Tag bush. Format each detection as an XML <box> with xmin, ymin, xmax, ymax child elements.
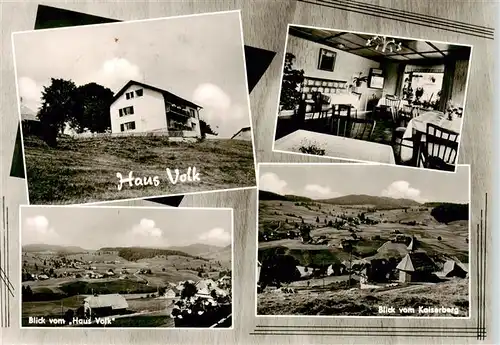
<box><xmin>431</xmin><ymin>203</ymin><xmax>469</xmax><ymax>224</ymax></box>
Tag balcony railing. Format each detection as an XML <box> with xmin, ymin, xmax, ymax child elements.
<box><xmin>166</xmin><ymin>104</ymin><xmax>191</xmax><ymax>118</ymax></box>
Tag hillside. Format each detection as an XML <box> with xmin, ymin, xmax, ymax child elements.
<box><xmin>22</xmin><ymin>244</ymin><xmax>88</xmax><ymax>254</ymax></box>
<box><xmin>24</xmin><ymin>135</ymin><xmax>255</xmax><ymax>204</ymax></box>
<box><xmin>319</xmin><ymin>194</ymin><xmax>421</xmax><ymax>209</ymax></box>
<box><xmin>168</xmin><ymin>243</ymin><xmax>224</xmax><ymax>257</ymax></box>
<box><xmin>199</xmin><ymin>245</ymin><xmax>232</xmax><ymax>266</ymax></box>
<box><xmin>258</xmin><ymin>190</ymin><xmax>420</xmax><ymax>209</ymax></box>
<box><xmin>259</xmin><ymin>190</ymin><xmax>312</xmax><ymax>202</ymax></box>
<box><xmin>98</xmin><ymin>247</ymin><xmax>208</xmax><ymax>262</ymax></box>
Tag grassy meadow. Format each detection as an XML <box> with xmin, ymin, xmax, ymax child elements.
<box><xmin>23</xmin><ymin>135</ymin><xmax>255</xmax><ymax>204</ymax></box>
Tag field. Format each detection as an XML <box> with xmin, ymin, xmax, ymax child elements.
<box><xmin>22</xmin><ymin>245</ymin><xmax>232</xmax><ymax>327</ymax></box>
<box><xmin>258</xmin><ymin>278</ymin><xmax>469</xmax><ymax>317</ymax></box>
<box><xmin>259</xmin><ymin>200</ymin><xmax>469</xmax><ymax>262</ymax></box>
<box><xmin>257</xmin><ymin>197</ymin><xmax>469</xmax><ymax>317</ymax></box>
<box><xmin>23</xmin><ymin>135</ymin><xmax>255</xmax><ymax>204</ymax></box>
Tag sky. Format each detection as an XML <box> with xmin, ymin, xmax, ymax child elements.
<box><xmin>259</xmin><ymin>164</ymin><xmax>470</xmax><ymax>204</ymax></box>
<box><xmin>13</xmin><ymin>11</ymin><xmax>250</xmax><ymax>138</ymax></box>
<box><xmin>21</xmin><ymin>207</ymin><xmax>232</xmax><ymax>250</ymax></box>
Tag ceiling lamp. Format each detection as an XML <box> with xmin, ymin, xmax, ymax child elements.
<box><xmin>366</xmin><ymin>35</ymin><xmax>402</xmax><ymax>53</ymax></box>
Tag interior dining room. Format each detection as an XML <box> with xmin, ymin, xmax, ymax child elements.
<box><xmin>273</xmin><ymin>25</ymin><xmax>472</xmax><ymax>172</ymax></box>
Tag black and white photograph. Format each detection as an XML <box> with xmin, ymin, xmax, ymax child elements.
<box><xmin>273</xmin><ymin>25</ymin><xmax>472</xmax><ymax>172</ymax></box>
<box><xmin>257</xmin><ymin>163</ymin><xmax>470</xmax><ymax>317</ymax></box>
<box><xmin>13</xmin><ymin>10</ymin><xmax>256</xmax><ymax>205</ymax></box>
<box><xmin>20</xmin><ymin>206</ymin><xmax>233</xmax><ymax>328</ymax></box>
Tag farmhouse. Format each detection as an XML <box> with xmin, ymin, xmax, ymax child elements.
<box><xmin>163</xmin><ymin>288</ymin><xmax>179</xmax><ymax>298</ymax></box>
<box><xmin>20</xmin><ymin>101</ymin><xmax>40</xmax><ymax>136</ymax></box>
<box><xmin>296</xmin><ymin>265</ymin><xmax>313</xmax><ymax>279</ymax></box>
<box><xmin>231</xmin><ymin>127</ymin><xmax>252</xmax><ymax>141</ymax></box>
<box><xmin>196</xmin><ymin>279</ymin><xmax>217</xmax><ymax>293</ymax></box>
<box><xmin>436</xmin><ymin>260</ymin><xmax>468</xmax><ymax>279</ymax></box>
<box><xmin>109</xmin><ymin>80</ymin><xmax>202</xmax><ymax>138</ymax></box>
<box><xmin>83</xmin><ymin>294</ymin><xmax>128</xmax><ymax>317</ymax></box>
<box><xmin>396</xmin><ymin>252</ymin><xmax>438</xmax><ymax>283</ymax></box>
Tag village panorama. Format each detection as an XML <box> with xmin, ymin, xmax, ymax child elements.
<box><xmin>21</xmin><ymin>207</ymin><xmax>233</xmax><ymax>328</ymax></box>
<box><xmin>257</xmin><ymin>165</ymin><xmax>470</xmax><ymax>317</ymax></box>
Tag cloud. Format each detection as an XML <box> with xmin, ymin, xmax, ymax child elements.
<box><xmin>131</xmin><ymin>218</ymin><xmax>163</xmax><ymax>237</ymax></box>
<box><xmin>18</xmin><ymin>77</ymin><xmax>43</xmax><ymax>110</ymax></box>
<box><xmin>259</xmin><ymin>172</ymin><xmax>292</xmax><ymax>195</ymax></box>
<box><xmin>198</xmin><ymin>227</ymin><xmax>231</xmax><ymax>246</ymax></box>
<box><xmin>192</xmin><ymin>83</ymin><xmax>249</xmax><ymax>138</ymax></box>
<box><xmin>381</xmin><ymin>181</ymin><xmax>427</xmax><ymax>203</ymax></box>
<box><xmin>192</xmin><ymin>83</ymin><xmax>231</xmax><ymax>110</ymax></box>
<box><xmin>94</xmin><ymin>58</ymin><xmax>142</xmax><ymax>91</ymax></box>
<box><xmin>23</xmin><ymin>215</ymin><xmax>59</xmax><ymax>245</ymax></box>
<box><xmin>303</xmin><ymin>184</ymin><xmax>340</xmax><ymax>199</ymax></box>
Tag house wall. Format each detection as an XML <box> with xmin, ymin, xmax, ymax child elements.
<box><xmin>286</xmin><ymin>35</ymin><xmax>383</xmax><ymax>110</ymax></box>
<box><xmin>110</xmin><ymin>85</ymin><xmax>167</xmax><ymax>134</ymax></box>
<box><xmin>398</xmin><ymin>270</ymin><xmax>411</xmax><ymax>283</ymax></box>
<box><xmin>165</xmin><ymin>102</ymin><xmax>202</xmax><ymax>138</ymax></box>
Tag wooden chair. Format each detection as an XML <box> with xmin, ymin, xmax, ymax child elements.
<box><xmin>328</xmin><ymin>113</ymin><xmax>350</xmax><ymax>137</ymax></box>
<box><xmin>349</xmin><ymin>91</ymin><xmax>362</xmax><ymax>118</ymax></box>
<box><xmin>348</xmin><ymin>118</ymin><xmax>376</xmax><ymax>141</ymax></box>
<box><xmin>398</xmin><ymin>104</ymin><xmax>414</xmax><ymax>128</ymax></box>
<box><xmin>419</xmin><ymin>123</ymin><xmax>459</xmax><ymax>171</ymax></box>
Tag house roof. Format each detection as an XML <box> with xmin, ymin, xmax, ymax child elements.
<box><xmin>442</xmin><ymin>260</ymin><xmax>468</xmax><ymax>275</ymax></box>
<box><xmin>396</xmin><ymin>252</ymin><xmax>437</xmax><ymax>273</ymax></box>
<box><xmin>111</xmin><ymin>80</ymin><xmax>202</xmax><ymax>109</ymax></box>
<box><xmin>20</xmin><ymin>104</ymin><xmax>38</xmax><ymax>122</ymax></box>
<box><xmin>196</xmin><ymin>279</ymin><xmax>217</xmax><ymax>290</ymax></box>
<box><xmin>84</xmin><ymin>294</ymin><xmax>128</xmax><ymax>309</ymax></box>
<box><xmin>166</xmin><ymin>287</ymin><xmax>179</xmax><ymax>294</ymax></box>
<box><xmin>230</xmin><ymin>126</ymin><xmax>251</xmax><ymax>139</ymax></box>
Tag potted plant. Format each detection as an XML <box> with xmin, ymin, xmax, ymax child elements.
<box><xmin>352</xmin><ymin>72</ymin><xmax>368</xmax><ymax>87</ymax></box>
<box><xmin>279</xmin><ymin>53</ymin><xmax>305</xmax><ymax>116</ymax></box>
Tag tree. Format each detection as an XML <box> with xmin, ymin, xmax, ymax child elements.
<box><xmin>38</xmin><ymin>78</ymin><xmax>79</xmax><ymax>146</ymax></box>
<box><xmin>280</xmin><ymin>53</ymin><xmax>305</xmax><ymax>111</ymax></box>
<box><xmin>158</xmin><ymin>286</ymin><xmax>166</xmax><ymax>296</ymax></box>
<box><xmin>260</xmin><ymin>253</ymin><xmax>300</xmax><ymax>287</ymax></box>
<box><xmin>316</xmin><ymin>216</ymin><xmax>319</xmax><ymax>223</ymax></box>
<box><xmin>431</xmin><ymin>203</ymin><xmax>469</xmax><ymax>224</ymax></box>
<box><xmin>64</xmin><ymin>309</ymin><xmax>75</xmax><ymax>324</ymax></box>
<box><xmin>70</xmin><ymin>82</ymin><xmax>114</xmax><ymax>133</ymax></box>
<box><xmin>437</xmin><ymin>236</ymin><xmax>442</xmax><ymax>241</ymax></box>
<box><xmin>199</xmin><ymin>119</ymin><xmax>218</xmax><ymax>139</ymax></box>
<box><xmin>299</xmin><ymin>224</ymin><xmax>312</xmax><ymax>243</ymax></box>
<box><xmin>162</xmin><ymin>268</ymin><xmax>166</xmax><ymax>272</ymax></box>
<box><xmin>23</xmin><ymin>285</ymin><xmax>33</xmax><ymax>301</ymax></box>
<box><xmin>181</xmin><ymin>282</ymin><xmax>197</xmax><ymax>299</ymax></box>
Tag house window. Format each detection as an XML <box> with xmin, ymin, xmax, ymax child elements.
<box><xmin>119</xmin><ymin>106</ymin><xmax>134</xmax><ymax>117</ymax></box>
<box><xmin>135</xmin><ymin>89</ymin><xmax>143</xmax><ymax>97</ymax></box>
<box><xmin>125</xmin><ymin>92</ymin><xmax>135</xmax><ymax>100</ymax></box>
<box><xmin>189</xmin><ymin>109</ymin><xmax>196</xmax><ymax>118</ymax></box>
<box><xmin>120</xmin><ymin>121</ymin><xmax>136</xmax><ymax>132</ymax></box>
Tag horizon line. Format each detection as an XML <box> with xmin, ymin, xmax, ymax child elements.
<box><xmin>258</xmin><ymin>188</ymin><xmax>470</xmax><ymax>204</ymax></box>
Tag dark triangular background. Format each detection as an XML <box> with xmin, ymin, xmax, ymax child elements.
<box><xmin>11</xmin><ymin>5</ymin><xmax>275</xmax><ymax>206</ymax></box>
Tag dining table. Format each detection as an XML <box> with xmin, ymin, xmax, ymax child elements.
<box><xmin>274</xmin><ymin>129</ymin><xmax>396</xmax><ymax>164</ymax></box>
<box><xmin>399</xmin><ymin>111</ymin><xmax>462</xmax><ymax>163</ymax></box>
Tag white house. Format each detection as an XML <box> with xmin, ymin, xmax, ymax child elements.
<box><xmin>230</xmin><ymin>126</ymin><xmax>252</xmax><ymax>141</ymax></box>
<box><xmin>109</xmin><ymin>80</ymin><xmax>203</xmax><ymax>138</ymax></box>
